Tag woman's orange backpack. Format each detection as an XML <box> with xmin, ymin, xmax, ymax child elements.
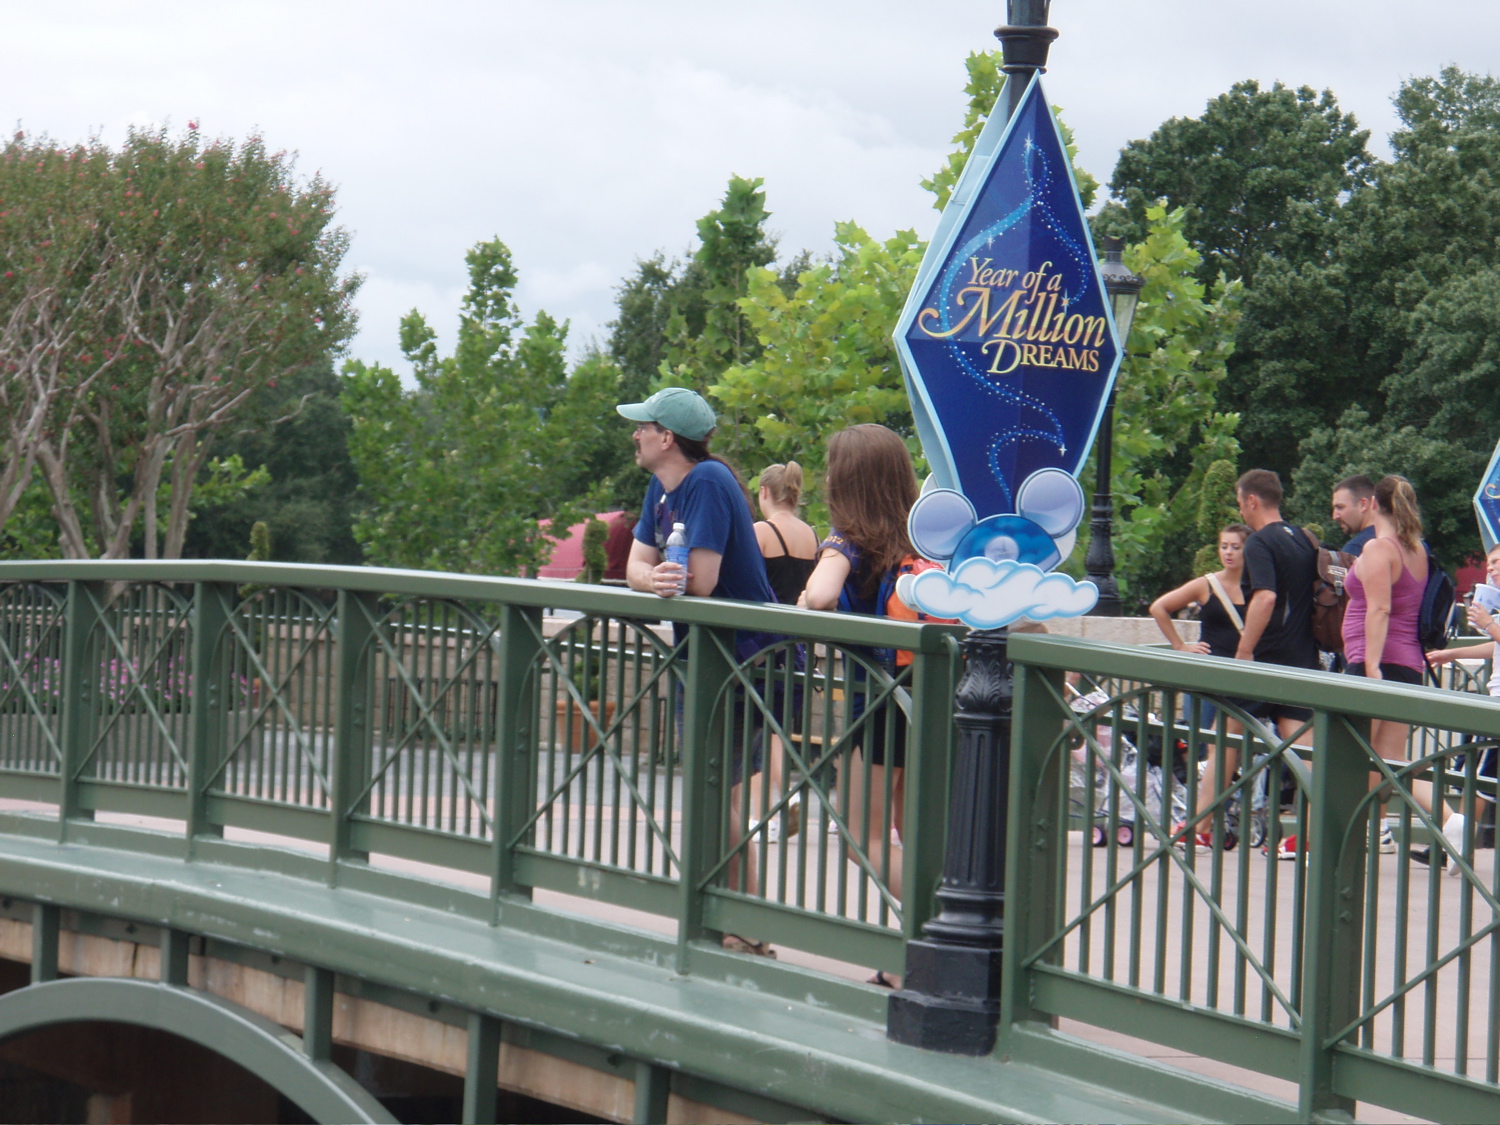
<box><xmin>879</xmin><ymin>556</ymin><xmax>959</xmax><ymax>666</ymax></box>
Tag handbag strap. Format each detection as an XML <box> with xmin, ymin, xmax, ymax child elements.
<box><xmin>1207</xmin><ymin>573</ymin><xmax>1245</xmax><ymax>634</ymax></box>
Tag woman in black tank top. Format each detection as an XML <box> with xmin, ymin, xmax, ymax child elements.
<box><xmin>761</xmin><ymin>521</ymin><xmax>817</xmax><ymax>607</ymax></box>
<box><xmin>1148</xmin><ymin>524</ymin><xmax>1251</xmax><ymax>847</ymax></box>
<box><xmin>754</xmin><ymin>462</ymin><xmax>818</xmax><ymax>605</ymax></box>
<box><xmin>1148</xmin><ymin>524</ymin><xmax>1249</xmax><ymax>659</ymax></box>
<box><xmin>751</xmin><ymin>462</ymin><xmax>819</xmax><ymax>848</ymax></box>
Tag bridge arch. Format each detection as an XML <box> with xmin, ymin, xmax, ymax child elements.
<box><xmin>0</xmin><ymin>977</ymin><xmax>396</xmax><ymax>1124</ymax></box>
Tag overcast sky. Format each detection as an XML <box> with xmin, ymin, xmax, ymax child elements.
<box><xmin>6</xmin><ymin>1</ymin><xmax>1498</xmax><ymax>373</ymax></box>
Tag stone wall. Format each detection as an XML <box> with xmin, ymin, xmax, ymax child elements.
<box><xmin>1041</xmin><ymin>615</ymin><xmax>1197</xmax><ymax>647</ymax></box>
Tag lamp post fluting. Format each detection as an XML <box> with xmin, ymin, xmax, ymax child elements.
<box><xmin>1083</xmin><ymin>237</ymin><xmax>1144</xmax><ymax>617</ymax></box>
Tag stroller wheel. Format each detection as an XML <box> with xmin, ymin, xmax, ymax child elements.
<box><xmin>1116</xmin><ymin>823</ymin><xmax>1135</xmax><ymax>847</ymax></box>
<box><xmin>1091</xmin><ymin>824</ymin><xmax>1108</xmax><ymax>848</ymax></box>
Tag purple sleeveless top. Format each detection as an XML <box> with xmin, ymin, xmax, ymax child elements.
<box><xmin>1343</xmin><ymin>555</ymin><xmax>1425</xmax><ymax>671</ymax></box>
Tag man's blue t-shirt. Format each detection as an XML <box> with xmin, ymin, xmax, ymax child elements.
<box><xmin>1342</xmin><ymin>525</ymin><xmax>1376</xmax><ymax>557</ymax></box>
<box><xmin>633</xmin><ymin>459</ymin><xmax>776</xmax><ymax>655</ymax></box>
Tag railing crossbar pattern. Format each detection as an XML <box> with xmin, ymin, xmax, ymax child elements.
<box><xmin>1009</xmin><ymin>632</ymin><xmax>1500</xmax><ymax>1123</ymax></box>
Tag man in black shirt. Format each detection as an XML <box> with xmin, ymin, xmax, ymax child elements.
<box><xmin>1183</xmin><ymin>469</ymin><xmax>1318</xmax><ymax>849</ymax></box>
<box><xmin>1235</xmin><ymin>469</ymin><xmax>1319</xmax><ymax>732</ymax></box>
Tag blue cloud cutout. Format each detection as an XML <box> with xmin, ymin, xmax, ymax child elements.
<box><xmin>899</xmin><ymin>557</ymin><xmax>1098</xmax><ymax>630</ymax></box>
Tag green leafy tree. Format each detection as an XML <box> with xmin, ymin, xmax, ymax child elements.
<box><xmin>924</xmin><ymin>51</ymin><xmax>1098</xmax><ymax>213</ymax></box>
<box><xmin>709</xmin><ymin>223</ymin><xmax>926</xmax><ymax>522</ymax></box>
<box><xmin>1081</xmin><ymin>206</ymin><xmax>1242</xmax><ymax>607</ymax></box>
<box><xmin>341</xmin><ymin>239</ymin><xmax>614</xmax><ymax>575</ymax></box>
<box><xmin>0</xmin><ymin>125</ymin><xmax>359</xmax><ymax>558</ymax></box>
<box><xmin>1191</xmin><ymin>459</ymin><xmax>1242</xmax><ymax>575</ymax></box>
<box><xmin>607</xmin><ymin>253</ymin><xmax>681</xmax><ymax>406</ymax></box>
<box><xmin>1280</xmin><ymin>68</ymin><xmax>1500</xmax><ymax>563</ymax></box>
<box><xmin>1093</xmin><ymin>81</ymin><xmax>1372</xmax><ymax>479</ymax></box>
<box><xmin>577</xmin><ymin>517</ymin><xmax>608</xmax><ymax>584</ymax></box>
<box><xmin>1100</xmin><ymin>80</ymin><xmax>1371</xmax><ymax>289</ymax></box>
<box><xmin>0</xmin><ymin>469</ymin><xmax>62</xmax><ymax>560</ymax></box>
<box><xmin>182</xmin><ymin>362</ymin><xmax>364</xmax><ymax>565</ymax></box>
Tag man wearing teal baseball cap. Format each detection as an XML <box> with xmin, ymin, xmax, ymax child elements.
<box><xmin>617</xmin><ymin>387</ymin><xmax>773</xmax><ymax>608</ymax></box>
<box><xmin>617</xmin><ymin>388</ymin><xmax>778</xmax><ymax>949</ymax></box>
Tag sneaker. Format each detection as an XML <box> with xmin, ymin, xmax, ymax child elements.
<box><xmin>1409</xmin><ymin>846</ymin><xmax>1447</xmax><ymax>868</ymax></box>
<box><xmin>1378</xmin><ymin>824</ymin><xmax>1396</xmax><ymax>854</ymax></box>
<box><xmin>1266</xmin><ymin>835</ymin><xmax>1301</xmax><ymax>860</ymax></box>
<box><xmin>766</xmin><ymin>816</ymin><xmax>780</xmax><ymax>844</ymax></box>
<box><xmin>1172</xmin><ymin>823</ymin><xmax>1235</xmax><ymax>853</ymax></box>
<box><xmin>1172</xmin><ymin>823</ymin><xmax>1205</xmax><ymax>852</ymax></box>
<box><xmin>784</xmin><ymin>794</ymin><xmax>802</xmax><ymax>839</ymax></box>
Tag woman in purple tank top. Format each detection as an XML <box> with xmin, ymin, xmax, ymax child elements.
<box><xmin>1342</xmin><ymin>475</ymin><xmax>1428</xmax><ymax>761</ymax></box>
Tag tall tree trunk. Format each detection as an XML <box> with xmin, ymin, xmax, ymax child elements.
<box><xmin>32</xmin><ymin>440</ymin><xmax>92</xmax><ymax>560</ymax></box>
<box><xmin>162</xmin><ymin>432</ymin><xmax>206</xmax><ymax>559</ymax></box>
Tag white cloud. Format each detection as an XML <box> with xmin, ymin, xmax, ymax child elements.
<box><xmin>904</xmin><ymin>558</ymin><xmax>1097</xmax><ymax>630</ymax></box>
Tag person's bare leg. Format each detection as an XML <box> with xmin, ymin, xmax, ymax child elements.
<box><xmin>750</xmin><ymin>734</ymin><xmax>787</xmax><ymax>823</ymax></box>
<box><xmin>843</xmin><ymin>753</ymin><xmax>904</xmax><ymax>903</ymax></box>
<box><xmin>1405</xmin><ymin>778</ymin><xmax>1451</xmax><ymax>827</ymax></box>
<box><xmin>845</xmin><ymin>754</ymin><xmax>905</xmax><ymax>987</ymax></box>
<box><xmin>726</xmin><ymin>784</ymin><xmax>759</xmax><ymax>897</ymax></box>
<box><xmin>1191</xmin><ymin>719</ymin><xmax>1242</xmax><ymax>834</ymax></box>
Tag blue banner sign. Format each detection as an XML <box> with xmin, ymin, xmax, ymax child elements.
<box><xmin>1475</xmin><ymin>436</ymin><xmax>1500</xmax><ymax>550</ymax></box>
<box><xmin>894</xmin><ymin>75</ymin><xmax>1120</xmax><ymax>629</ymax></box>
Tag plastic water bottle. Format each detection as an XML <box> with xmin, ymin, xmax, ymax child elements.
<box><xmin>664</xmin><ymin>522</ymin><xmax>689</xmax><ymax>595</ymax></box>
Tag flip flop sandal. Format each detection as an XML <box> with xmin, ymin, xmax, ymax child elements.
<box><xmin>866</xmin><ymin>971</ymin><xmax>897</xmax><ymax>988</ymax></box>
<box><xmin>723</xmin><ymin>934</ymin><xmax>777</xmax><ymax>958</ymax></box>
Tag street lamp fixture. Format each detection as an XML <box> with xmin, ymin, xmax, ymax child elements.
<box><xmin>1084</xmin><ymin>236</ymin><xmax>1145</xmax><ymax>616</ymax></box>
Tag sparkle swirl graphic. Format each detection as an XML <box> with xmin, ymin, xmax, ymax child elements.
<box><xmin>926</xmin><ymin>133</ymin><xmax>1095</xmax><ymax>509</ymax></box>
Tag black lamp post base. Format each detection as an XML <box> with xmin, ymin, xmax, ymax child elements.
<box><xmin>886</xmin><ymin>940</ymin><xmax>1001</xmax><ymax>1054</ymax></box>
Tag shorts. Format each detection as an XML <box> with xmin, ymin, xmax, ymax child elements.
<box><xmin>849</xmin><ymin>693</ymin><xmax>908</xmax><ymax>770</ymax></box>
<box><xmin>1225</xmin><ymin>698</ymin><xmax>1313</xmax><ymax>726</ymax></box>
<box><xmin>675</xmin><ymin>675</ymin><xmax>801</xmax><ymax>788</ymax></box>
<box><xmin>1344</xmin><ymin>662</ymin><xmax>1424</xmax><ymax>686</ymax></box>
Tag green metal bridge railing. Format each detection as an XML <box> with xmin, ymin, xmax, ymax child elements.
<box><xmin>1006</xmin><ymin>632</ymin><xmax>1500</xmax><ymax>1123</ymax></box>
<box><xmin>6</xmin><ymin>561</ymin><xmax>1500</xmax><ymax>1121</ymax></box>
<box><xmin>0</xmin><ymin>560</ymin><xmax>961</xmax><ymax>979</ymax></box>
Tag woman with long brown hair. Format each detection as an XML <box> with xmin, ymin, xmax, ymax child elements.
<box><xmin>803</xmin><ymin>425</ymin><xmax>920</xmax><ymax>985</ymax></box>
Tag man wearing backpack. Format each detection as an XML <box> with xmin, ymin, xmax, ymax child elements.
<box><xmin>1182</xmin><ymin>471</ymin><xmax>1320</xmax><ymax>853</ymax></box>
<box><xmin>1234</xmin><ymin>470</ymin><xmax>1321</xmax><ymax>705</ymax></box>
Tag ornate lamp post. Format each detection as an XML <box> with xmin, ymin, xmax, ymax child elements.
<box><xmin>1082</xmin><ymin>237</ymin><xmax>1144</xmax><ymax>616</ymax></box>
<box><xmin>884</xmin><ymin>0</ymin><xmax>1061</xmax><ymax>1056</ymax></box>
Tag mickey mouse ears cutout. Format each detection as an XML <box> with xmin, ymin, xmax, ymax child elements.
<box><xmin>911</xmin><ymin>469</ymin><xmax>1083</xmax><ymax>562</ymax></box>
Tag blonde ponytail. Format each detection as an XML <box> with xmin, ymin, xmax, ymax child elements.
<box><xmin>760</xmin><ymin>461</ymin><xmax>804</xmax><ymax>511</ymax></box>
<box><xmin>1375</xmin><ymin>474</ymin><xmax>1423</xmax><ymax>553</ymax></box>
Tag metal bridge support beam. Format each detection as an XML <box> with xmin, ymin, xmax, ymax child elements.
<box><xmin>633</xmin><ymin>1061</ymin><xmax>671</xmax><ymax>1124</ymax></box>
<box><xmin>0</xmin><ymin>977</ymin><xmax>396</xmax><ymax>1124</ymax></box>
<box><xmin>676</xmin><ymin>623</ymin><xmax>737</xmax><ymax>973</ymax></box>
<box><xmin>462</xmin><ymin>1012</ymin><xmax>501</xmax><ymax>1125</ymax></box>
<box><xmin>159</xmin><ymin>928</ymin><xmax>191</xmax><ymax>986</ymax></box>
<box><xmin>30</xmin><ymin>904</ymin><xmax>58</xmax><ymax>984</ymax></box>
<box><xmin>303</xmin><ymin>965</ymin><xmax>335</xmax><ymax>1062</ymax></box>
<box><xmin>492</xmin><ymin>603</ymin><xmax>544</xmax><ymax>904</ymax></box>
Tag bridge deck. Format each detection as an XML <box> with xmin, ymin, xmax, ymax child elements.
<box><xmin>0</xmin><ymin>811</ymin><xmax>1295</xmax><ymax>1124</ymax></box>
